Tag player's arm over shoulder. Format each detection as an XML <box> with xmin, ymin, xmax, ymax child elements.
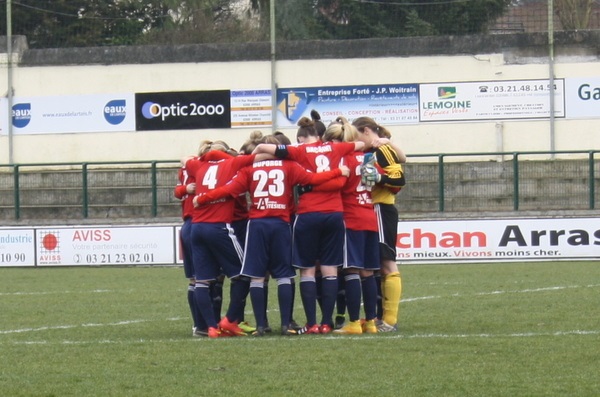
<box><xmin>375</xmin><ymin>146</ymin><xmax>406</xmax><ymax>188</ymax></box>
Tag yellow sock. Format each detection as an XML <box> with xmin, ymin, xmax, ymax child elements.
<box><xmin>379</xmin><ymin>274</ymin><xmax>386</xmax><ymax>312</ymax></box>
<box><xmin>382</xmin><ymin>272</ymin><xmax>402</xmax><ymax>326</ymax></box>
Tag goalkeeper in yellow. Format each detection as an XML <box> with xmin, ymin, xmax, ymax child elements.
<box><xmin>353</xmin><ymin>116</ymin><xmax>407</xmax><ymax>332</ymax></box>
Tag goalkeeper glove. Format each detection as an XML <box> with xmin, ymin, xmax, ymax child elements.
<box><xmin>361</xmin><ymin>152</ymin><xmax>381</xmax><ymax>187</ymax></box>
<box><xmin>364</xmin><ymin>171</ymin><xmax>381</xmax><ymax>187</ymax></box>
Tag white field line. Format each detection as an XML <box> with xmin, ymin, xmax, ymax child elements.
<box><xmin>0</xmin><ymin>319</ymin><xmax>153</xmax><ymax>335</ymax></box>
<box><xmin>0</xmin><ymin>289</ymin><xmax>112</xmax><ymax>296</ymax></box>
<box><xmin>2</xmin><ymin>283</ymin><xmax>599</xmax><ymax>341</ymax></box>
<box><xmin>402</xmin><ymin>283</ymin><xmax>600</xmax><ymax>303</ymax></box>
<box><xmin>5</xmin><ymin>329</ymin><xmax>600</xmax><ymax>345</ymax></box>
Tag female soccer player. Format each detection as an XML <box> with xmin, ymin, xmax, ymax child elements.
<box><xmin>174</xmin><ymin>155</ymin><xmax>206</xmax><ymax>336</ymax></box>
<box><xmin>185</xmin><ymin>141</ymin><xmax>271</xmax><ymax>338</ymax></box>
<box><xmin>321</xmin><ymin>117</ymin><xmax>381</xmax><ymax>334</ymax></box>
<box><xmin>352</xmin><ymin>117</ymin><xmax>407</xmax><ymax>333</ymax></box>
<box><xmin>254</xmin><ymin>118</ymin><xmax>364</xmax><ymax>334</ymax></box>
<box><xmin>195</xmin><ymin>138</ymin><xmax>349</xmax><ymax>335</ymax></box>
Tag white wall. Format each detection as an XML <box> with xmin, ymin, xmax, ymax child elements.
<box><xmin>1</xmin><ymin>52</ymin><xmax>599</xmax><ymax>164</ymax></box>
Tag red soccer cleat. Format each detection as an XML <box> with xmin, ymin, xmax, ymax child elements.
<box><xmin>207</xmin><ymin>327</ymin><xmax>221</xmax><ymax>339</ymax></box>
<box><xmin>319</xmin><ymin>324</ymin><xmax>333</xmax><ymax>334</ymax></box>
<box><xmin>218</xmin><ymin>316</ymin><xmax>248</xmax><ymax>337</ymax></box>
<box><xmin>296</xmin><ymin>324</ymin><xmax>321</xmax><ymax>335</ymax></box>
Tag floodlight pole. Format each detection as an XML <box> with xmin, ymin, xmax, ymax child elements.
<box><xmin>548</xmin><ymin>0</ymin><xmax>556</xmax><ymax>158</ymax></box>
<box><xmin>270</xmin><ymin>0</ymin><xmax>277</xmax><ymax>133</ymax></box>
<box><xmin>6</xmin><ymin>0</ymin><xmax>14</xmax><ymax>164</ymax></box>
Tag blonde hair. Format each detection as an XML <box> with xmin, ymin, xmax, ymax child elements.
<box><xmin>322</xmin><ymin>116</ymin><xmax>358</xmax><ymax>143</ymax></box>
<box><xmin>239</xmin><ymin>130</ymin><xmax>264</xmax><ymax>154</ymax></box>
<box><xmin>261</xmin><ymin>134</ymin><xmax>280</xmax><ymax>145</ymax></box>
<box><xmin>198</xmin><ymin>140</ymin><xmax>232</xmax><ymax>156</ymax></box>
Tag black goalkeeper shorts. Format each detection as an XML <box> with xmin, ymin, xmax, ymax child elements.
<box><xmin>374</xmin><ymin>203</ymin><xmax>398</xmax><ymax>261</ymax></box>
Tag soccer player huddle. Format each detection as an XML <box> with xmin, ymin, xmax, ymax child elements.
<box><xmin>174</xmin><ymin>111</ymin><xmax>406</xmax><ymax>338</ymax></box>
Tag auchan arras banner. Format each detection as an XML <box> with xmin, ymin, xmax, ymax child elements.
<box><xmin>1</xmin><ymin>218</ymin><xmax>598</xmax><ymax>267</ymax></box>
<box><xmin>397</xmin><ymin>218</ymin><xmax>600</xmax><ymax>263</ymax></box>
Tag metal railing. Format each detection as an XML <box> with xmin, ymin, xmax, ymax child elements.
<box><xmin>0</xmin><ymin>160</ymin><xmax>180</xmax><ymax>221</ymax></box>
<box><xmin>0</xmin><ymin>151</ymin><xmax>598</xmax><ymax>222</ymax></box>
<box><xmin>404</xmin><ymin>150</ymin><xmax>599</xmax><ymax>214</ymax></box>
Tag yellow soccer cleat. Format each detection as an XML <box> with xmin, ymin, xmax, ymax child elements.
<box><xmin>238</xmin><ymin>321</ymin><xmax>256</xmax><ymax>334</ymax></box>
<box><xmin>333</xmin><ymin>320</ymin><xmax>363</xmax><ymax>335</ymax></box>
<box><xmin>361</xmin><ymin>319</ymin><xmax>378</xmax><ymax>334</ymax></box>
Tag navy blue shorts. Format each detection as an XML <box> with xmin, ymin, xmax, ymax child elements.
<box><xmin>241</xmin><ymin>218</ymin><xmax>295</xmax><ymax>280</ymax></box>
<box><xmin>180</xmin><ymin>217</ymin><xmax>194</xmax><ymax>279</ymax></box>
<box><xmin>292</xmin><ymin>212</ymin><xmax>345</xmax><ymax>268</ymax></box>
<box><xmin>190</xmin><ymin>222</ymin><xmax>244</xmax><ymax>282</ymax></box>
<box><xmin>232</xmin><ymin>219</ymin><xmax>248</xmax><ymax>248</ymax></box>
<box><xmin>345</xmin><ymin>229</ymin><xmax>381</xmax><ymax>271</ymax></box>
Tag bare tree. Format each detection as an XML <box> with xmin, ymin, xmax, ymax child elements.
<box><xmin>555</xmin><ymin>0</ymin><xmax>594</xmax><ymax>29</ymax></box>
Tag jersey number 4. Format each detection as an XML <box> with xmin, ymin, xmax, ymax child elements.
<box><xmin>202</xmin><ymin>165</ymin><xmax>219</xmax><ymax>189</ymax></box>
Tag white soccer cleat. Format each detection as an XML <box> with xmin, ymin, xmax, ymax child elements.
<box><xmin>376</xmin><ymin>321</ymin><xmax>398</xmax><ymax>333</ymax></box>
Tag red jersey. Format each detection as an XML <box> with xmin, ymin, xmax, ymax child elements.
<box><xmin>233</xmin><ymin>194</ymin><xmax>249</xmax><ymax>222</ymax></box>
<box><xmin>341</xmin><ymin>151</ymin><xmax>378</xmax><ymax>232</ymax></box>
<box><xmin>286</xmin><ymin>141</ymin><xmax>356</xmax><ymax>214</ymax></box>
<box><xmin>186</xmin><ymin>154</ymin><xmax>256</xmax><ymax>223</ymax></box>
<box><xmin>197</xmin><ymin>159</ymin><xmax>343</xmax><ymax>223</ymax></box>
<box><xmin>174</xmin><ymin>159</ymin><xmax>197</xmax><ymax>220</ymax></box>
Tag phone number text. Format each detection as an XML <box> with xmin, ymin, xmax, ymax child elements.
<box><xmin>74</xmin><ymin>253</ymin><xmax>156</xmax><ymax>264</ymax></box>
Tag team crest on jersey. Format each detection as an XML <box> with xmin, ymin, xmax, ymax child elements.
<box><xmin>357</xmin><ymin>192</ymin><xmax>372</xmax><ymax>205</ymax></box>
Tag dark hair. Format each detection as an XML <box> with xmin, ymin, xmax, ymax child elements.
<box><xmin>273</xmin><ymin>131</ymin><xmax>292</xmax><ymax>145</ymax></box>
<box><xmin>297</xmin><ymin>116</ymin><xmax>318</xmax><ymax>139</ymax></box>
<box><xmin>311</xmin><ymin>109</ymin><xmax>326</xmax><ymax>138</ymax></box>
<box><xmin>352</xmin><ymin>116</ymin><xmax>392</xmax><ymax>138</ymax></box>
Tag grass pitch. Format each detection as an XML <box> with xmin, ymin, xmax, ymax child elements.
<box><xmin>1</xmin><ymin>261</ymin><xmax>599</xmax><ymax>396</ymax></box>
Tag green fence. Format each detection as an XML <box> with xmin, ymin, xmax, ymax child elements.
<box><xmin>402</xmin><ymin>150</ymin><xmax>599</xmax><ymax>214</ymax></box>
<box><xmin>0</xmin><ymin>151</ymin><xmax>599</xmax><ymax>222</ymax></box>
<box><xmin>0</xmin><ymin>160</ymin><xmax>181</xmax><ymax>221</ymax></box>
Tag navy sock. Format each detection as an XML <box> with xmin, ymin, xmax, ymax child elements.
<box><xmin>225</xmin><ymin>278</ymin><xmax>250</xmax><ymax>323</ymax></box>
<box><xmin>290</xmin><ymin>278</ymin><xmax>297</xmax><ymax>321</ymax></box>
<box><xmin>336</xmin><ymin>275</ymin><xmax>346</xmax><ymax>317</ymax></box>
<box><xmin>375</xmin><ymin>273</ymin><xmax>383</xmax><ymax>320</ymax></box>
<box><xmin>194</xmin><ymin>282</ymin><xmax>217</xmax><ymax>328</ymax></box>
<box><xmin>315</xmin><ymin>274</ymin><xmax>323</xmax><ymax>312</ymax></box>
<box><xmin>211</xmin><ymin>280</ymin><xmax>224</xmax><ymax>322</ymax></box>
<box><xmin>344</xmin><ymin>274</ymin><xmax>362</xmax><ymax>322</ymax></box>
<box><xmin>320</xmin><ymin>276</ymin><xmax>338</xmax><ymax>326</ymax></box>
<box><xmin>249</xmin><ymin>281</ymin><xmax>266</xmax><ymax>328</ymax></box>
<box><xmin>362</xmin><ymin>275</ymin><xmax>378</xmax><ymax>321</ymax></box>
<box><xmin>188</xmin><ymin>284</ymin><xmax>206</xmax><ymax>330</ymax></box>
<box><xmin>263</xmin><ymin>281</ymin><xmax>269</xmax><ymax>326</ymax></box>
<box><xmin>300</xmin><ymin>276</ymin><xmax>317</xmax><ymax>326</ymax></box>
<box><xmin>277</xmin><ymin>278</ymin><xmax>293</xmax><ymax>328</ymax></box>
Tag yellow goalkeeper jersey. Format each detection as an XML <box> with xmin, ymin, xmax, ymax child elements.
<box><xmin>371</xmin><ymin>144</ymin><xmax>405</xmax><ymax>205</ymax></box>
